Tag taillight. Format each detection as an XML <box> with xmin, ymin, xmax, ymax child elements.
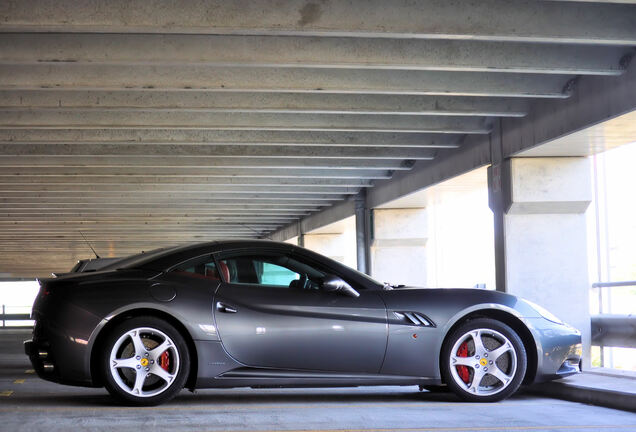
<box><xmin>38</xmin><ymin>279</ymin><xmax>52</xmax><ymax>296</ymax></box>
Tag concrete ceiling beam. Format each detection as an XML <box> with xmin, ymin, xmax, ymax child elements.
<box><xmin>0</xmin><ymin>231</ymin><xmax>263</xmax><ymax>236</ymax></box>
<box><xmin>0</xmin><ymin>210</ymin><xmax>311</xmax><ymax>217</ymax></box>
<box><xmin>0</xmin><ymin>197</ymin><xmax>335</xmax><ymax>205</ymax></box>
<box><xmin>0</xmin><ymin>176</ymin><xmax>373</xmax><ymax>187</ymax></box>
<box><xmin>0</xmin><ymin>224</ymin><xmax>282</xmax><ymax>229</ymax></box>
<box><xmin>0</xmin><ymin>184</ymin><xmax>361</xmax><ymax>194</ymax></box>
<box><xmin>0</xmin><ymin>156</ymin><xmax>415</xmax><ymax>170</ymax></box>
<box><xmin>0</xmin><ymin>219</ymin><xmax>299</xmax><ymax>227</ymax></box>
<box><xmin>0</xmin><ymin>241</ymin><xmax>239</xmax><ymax>246</ymax></box>
<box><xmin>0</xmin><ymin>129</ymin><xmax>463</xmax><ymax>147</ymax></box>
<box><xmin>0</xmin><ymin>245</ymin><xmax>229</xmax><ymax>250</ymax></box>
<box><xmin>0</xmin><ymin>203</ymin><xmax>324</xmax><ymax>210</ymax></box>
<box><xmin>0</xmin><ymin>110</ymin><xmax>490</xmax><ymax>134</ymax></box>
<box><xmin>0</xmin><ymin>166</ymin><xmax>393</xmax><ymax>179</ymax></box>
<box><xmin>0</xmin><ymin>236</ymin><xmax>280</xmax><ymax>243</ymax></box>
<box><xmin>0</xmin><ymin>91</ymin><xmax>529</xmax><ymax>117</ymax></box>
<box><xmin>0</xmin><ymin>210</ymin><xmax>313</xmax><ymax>217</ymax></box>
<box><xmin>0</xmin><ymin>238</ymin><xmax>251</xmax><ymax>244</ymax></box>
<box><xmin>2</xmin><ymin>0</ymin><xmax>634</xmax><ymax>45</ymax></box>
<box><xmin>0</xmin><ymin>65</ymin><xmax>573</xmax><ymax>98</ymax></box>
<box><xmin>0</xmin><ymin>231</ymin><xmax>278</xmax><ymax>237</ymax></box>
<box><xmin>1</xmin><ymin>33</ymin><xmax>630</xmax><ymax>75</ymax></box>
<box><xmin>0</xmin><ymin>191</ymin><xmax>343</xmax><ymax>201</ymax></box>
<box><xmin>0</xmin><ymin>143</ymin><xmax>440</xmax><ymax>159</ymax></box>
<box><xmin>0</xmin><ymin>216</ymin><xmax>299</xmax><ymax>222</ymax></box>
<box><xmin>0</xmin><ymin>167</ymin><xmax>392</xmax><ymax>179</ymax></box>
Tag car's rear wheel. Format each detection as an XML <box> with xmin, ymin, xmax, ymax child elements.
<box><xmin>441</xmin><ymin>318</ymin><xmax>526</xmax><ymax>402</ymax></box>
<box><xmin>101</xmin><ymin>316</ymin><xmax>190</xmax><ymax>406</ymax></box>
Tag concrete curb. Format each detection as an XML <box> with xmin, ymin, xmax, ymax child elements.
<box><xmin>528</xmin><ymin>381</ymin><xmax>636</xmax><ymax>413</ymax></box>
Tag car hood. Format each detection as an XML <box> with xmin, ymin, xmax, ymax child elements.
<box><xmin>378</xmin><ymin>286</ymin><xmax>543</xmax><ymax>321</ymax></box>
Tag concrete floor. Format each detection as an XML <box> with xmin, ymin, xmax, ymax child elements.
<box><xmin>1</xmin><ymin>330</ymin><xmax>635</xmax><ymax>432</ymax></box>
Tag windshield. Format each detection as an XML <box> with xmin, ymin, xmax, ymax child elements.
<box><xmin>295</xmin><ymin>248</ymin><xmax>384</xmax><ymax>290</ymax></box>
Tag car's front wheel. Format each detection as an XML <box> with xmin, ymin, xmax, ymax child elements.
<box><xmin>101</xmin><ymin>316</ymin><xmax>190</xmax><ymax>406</ymax></box>
<box><xmin>441</xmin><ymin>318</ymin><xmax>527</xmax><ymax>402</ymax></box>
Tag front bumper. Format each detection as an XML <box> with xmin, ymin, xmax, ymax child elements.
<box><xmin>525</xmin><ymin>317</ymin><xmax>582</xmax><ymax>382</ymax></box>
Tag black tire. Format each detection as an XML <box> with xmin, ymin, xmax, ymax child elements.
<box><xmin>440</xmin><ymin>318</ymin><xmax>526</xmax><ymax>402</ymax></box>
<box><xmin>101</xmin><ymin>316</ymin><xmax>190</xmax><ymax>406</ymax></box>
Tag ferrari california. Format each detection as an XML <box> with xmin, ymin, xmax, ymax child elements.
<box><xmin>24</xmin><ymin>240</ymin><xmax>581</xmax><ymax>406</ymax></box>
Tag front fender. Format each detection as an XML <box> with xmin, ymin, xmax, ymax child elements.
<box><xmin>379</xmin><ymin>289</ymin><xmax>543</xmax><ymax>379</ymax></box>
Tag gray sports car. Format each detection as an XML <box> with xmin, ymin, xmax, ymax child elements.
<box><xmin>24</xmin><ymin>240</ymin><xmax>582</xmax><ymax>406</ymax></box>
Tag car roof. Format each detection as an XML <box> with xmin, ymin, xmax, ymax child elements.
<box><xmin>100</xmin><ymin>239</ymin><xmax>297</xmax><ymax>271</ymax></box>
<box><xmin>98</xmin><ymin>239</ymin><xmax>383</xmax><ymax>290</ymax></box>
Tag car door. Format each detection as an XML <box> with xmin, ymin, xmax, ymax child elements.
<box><xmin>213</xmin><ymin>249</ymin><xmax>388</xmax><ymax>374</ymax></box>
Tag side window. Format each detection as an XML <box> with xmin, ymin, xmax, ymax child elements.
<box><xmin>260</xmin><ymin>262</ymin><xmax>299</xmax><ymax>286</ymax></box>
<box><xmin>170</xmin><ymin>255</ymin><xmax>224</xmax><ymax>281</ymax></box>
<box><xmin>219</xmin><ymin>253</ymin><xmax>325</xmax><ymax>289</ymax></box>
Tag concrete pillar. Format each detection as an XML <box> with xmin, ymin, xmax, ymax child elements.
<box><xmin>489</xmin><ymin>157</ymin><xmax>592</xmax><ymax>366</ymax></box>
<box><xmin>297</xmin><ymin>221</ymin><xmax>305</xmax><ymax>247</ymax></box>
<box><xmin>355</xmin><ymin>191</ymin><xmax>371</xmax><ymax>275</ymax></box>
<box><xmin>371</xmin><ymin>208</ymin><xmax>427</xmax><ymax>287</ymax></box>
<box><xmin>303</xmin><ymin>216</ymin><xmax>357</xmax><ymax>269</ymax></box>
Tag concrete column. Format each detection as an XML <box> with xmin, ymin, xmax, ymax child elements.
<box><xmin>371</xmin><ymin>208</ymin><xmax>427</xmax><ymax>287</ymax></box>
<box><xmin>355</xmin><ymin>191</ymin><xmax>371</xmax><ymax>275</ymax></box>
<box><xmin>297</xmin><ymin>221</ymin><xmax>305</xmax><ymax>247</ymax></box>
<box><xmin>489</xmin><ymin>157</ymin><xmax>592</xmax><ymax>366</ymax></box>
<box><xmin>303</xmin><ymin>216</ymin><xmax>357</xmax><ymax>269</ymax></box>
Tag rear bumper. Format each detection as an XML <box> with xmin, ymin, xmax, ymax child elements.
<box><xmin>25</xmin><ymin>333</ymin><xmax>97</xmax><ymax>387</ymax></box>
<box><xmin>26</xmin><ymin>299</ymin><xmax>102</xmax><ymax>387</ymax></box>
<box><xmin>24</xmin><ymin>338</ymin><xmax>60</xmax><ymax>383</ymax></box>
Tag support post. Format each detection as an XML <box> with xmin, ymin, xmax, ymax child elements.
<box><xmin>487</xmin><ymin>120</ymin><xmax>509</xmax><ymax>293</ymax></box>
<box><xmin>489</xmin><ymin>156</ymin><xmax>592</xmax><ymax>367</ymax></box>
<box><xmin>355</xmin><ymin>191</ymin><xmax>371</xmax><ymax>274</ymax></box>
<box><xmin>297</xmin><ymin>221</ymin><xmax>305</xmax><ymax>247</ymax></box>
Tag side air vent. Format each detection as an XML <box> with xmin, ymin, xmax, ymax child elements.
<box><xmin>393</xmin><ymin>311</ymin><xmax>436</xmax><ymax>327</ymax></box>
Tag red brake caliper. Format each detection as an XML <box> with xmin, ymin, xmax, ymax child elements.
<box><xmin>159</xmin><ymin>351</ymin><xmax>170</xmax><ymax>371</ymax></box>
<box><xmin>456</xmin><ymin>341</ymin><xmax>470</xmax><ymax>384</ymax></box>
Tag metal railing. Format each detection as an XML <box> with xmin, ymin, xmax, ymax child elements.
<box><xmin>591</xmin><ymin>315</ymin><xmax>636</xmax><ymax>349</ymax></box>
<box><xmin>0</xmin><ymin>305</ymin><xmax>32</xmax><ymax>328</ymax></box>
<box><xmin>592</xmin><ymin>280</ymin><xmax>636</xmax><ymax>288</ymax></box>
<box><xmin>590</xmin><ymin>281</ymin><xmax>636</xmax><ymax>350</ymax></box>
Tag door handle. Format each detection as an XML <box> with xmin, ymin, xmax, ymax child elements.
<box><xmin>216</xmin><ymin>302</ymin><xmax>238</xmax><ymax>313</ymax></box>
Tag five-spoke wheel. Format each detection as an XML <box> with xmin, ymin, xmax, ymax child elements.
<box><xmin>441</xmin><ymin>318</ymin><xmax>526</xmax><ymax>402</ymax></box>
<box><xmin>101</xmin><ymin>316</ymin><xmax>190</xmax><ymax>406</ymax></box>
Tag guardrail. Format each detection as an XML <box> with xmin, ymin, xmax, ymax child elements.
<box><xmin>0</xmin><ymin>305</ymin><xmax>32</xmax><ymax>328</ymax></box>
<box><xmin>592</xmin><ymin>280</ymin><xmax>636</xmax><ymax>288</ymax></box>
<box><xmin>590</xmin><ymin>280</ymin><xmax>635</xmax><ymax>350</ymax></box>
<box><xmin>591</xmin><ymin>314</ymin><xmax>636</xmax><ymax>349</ymax></box>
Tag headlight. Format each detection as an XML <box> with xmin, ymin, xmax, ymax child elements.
<box><xmin>523</xmin><ymin>300</ymin><xmax>565</xmax><ymax>325</ymax></box>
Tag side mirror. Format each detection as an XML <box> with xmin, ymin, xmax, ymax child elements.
<box><xmin>321</xmin><ymin>275</ymin><xmax>360</xmax><ymax>298</ymax></box>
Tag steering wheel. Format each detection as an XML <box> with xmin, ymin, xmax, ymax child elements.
<box><xmin>290</xmin><ymin>274</ymin><xmax>311</xmax><ymax>290</ymax></box>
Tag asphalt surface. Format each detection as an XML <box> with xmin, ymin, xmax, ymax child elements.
<box><xmin>1</xmin><ymin>330</ymin><xmax>634</xmax><ymax>432</ymax></box>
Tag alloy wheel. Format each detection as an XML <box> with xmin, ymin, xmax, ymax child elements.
<box><xmin>108</xmin><ymin>327</ymin><xmax>180</xmax><ymax>398</ymax></box>
<box><xmin>448</xmin><ymin>328</ymin><xmax>517</xmax><ymax>396</ymax></box>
